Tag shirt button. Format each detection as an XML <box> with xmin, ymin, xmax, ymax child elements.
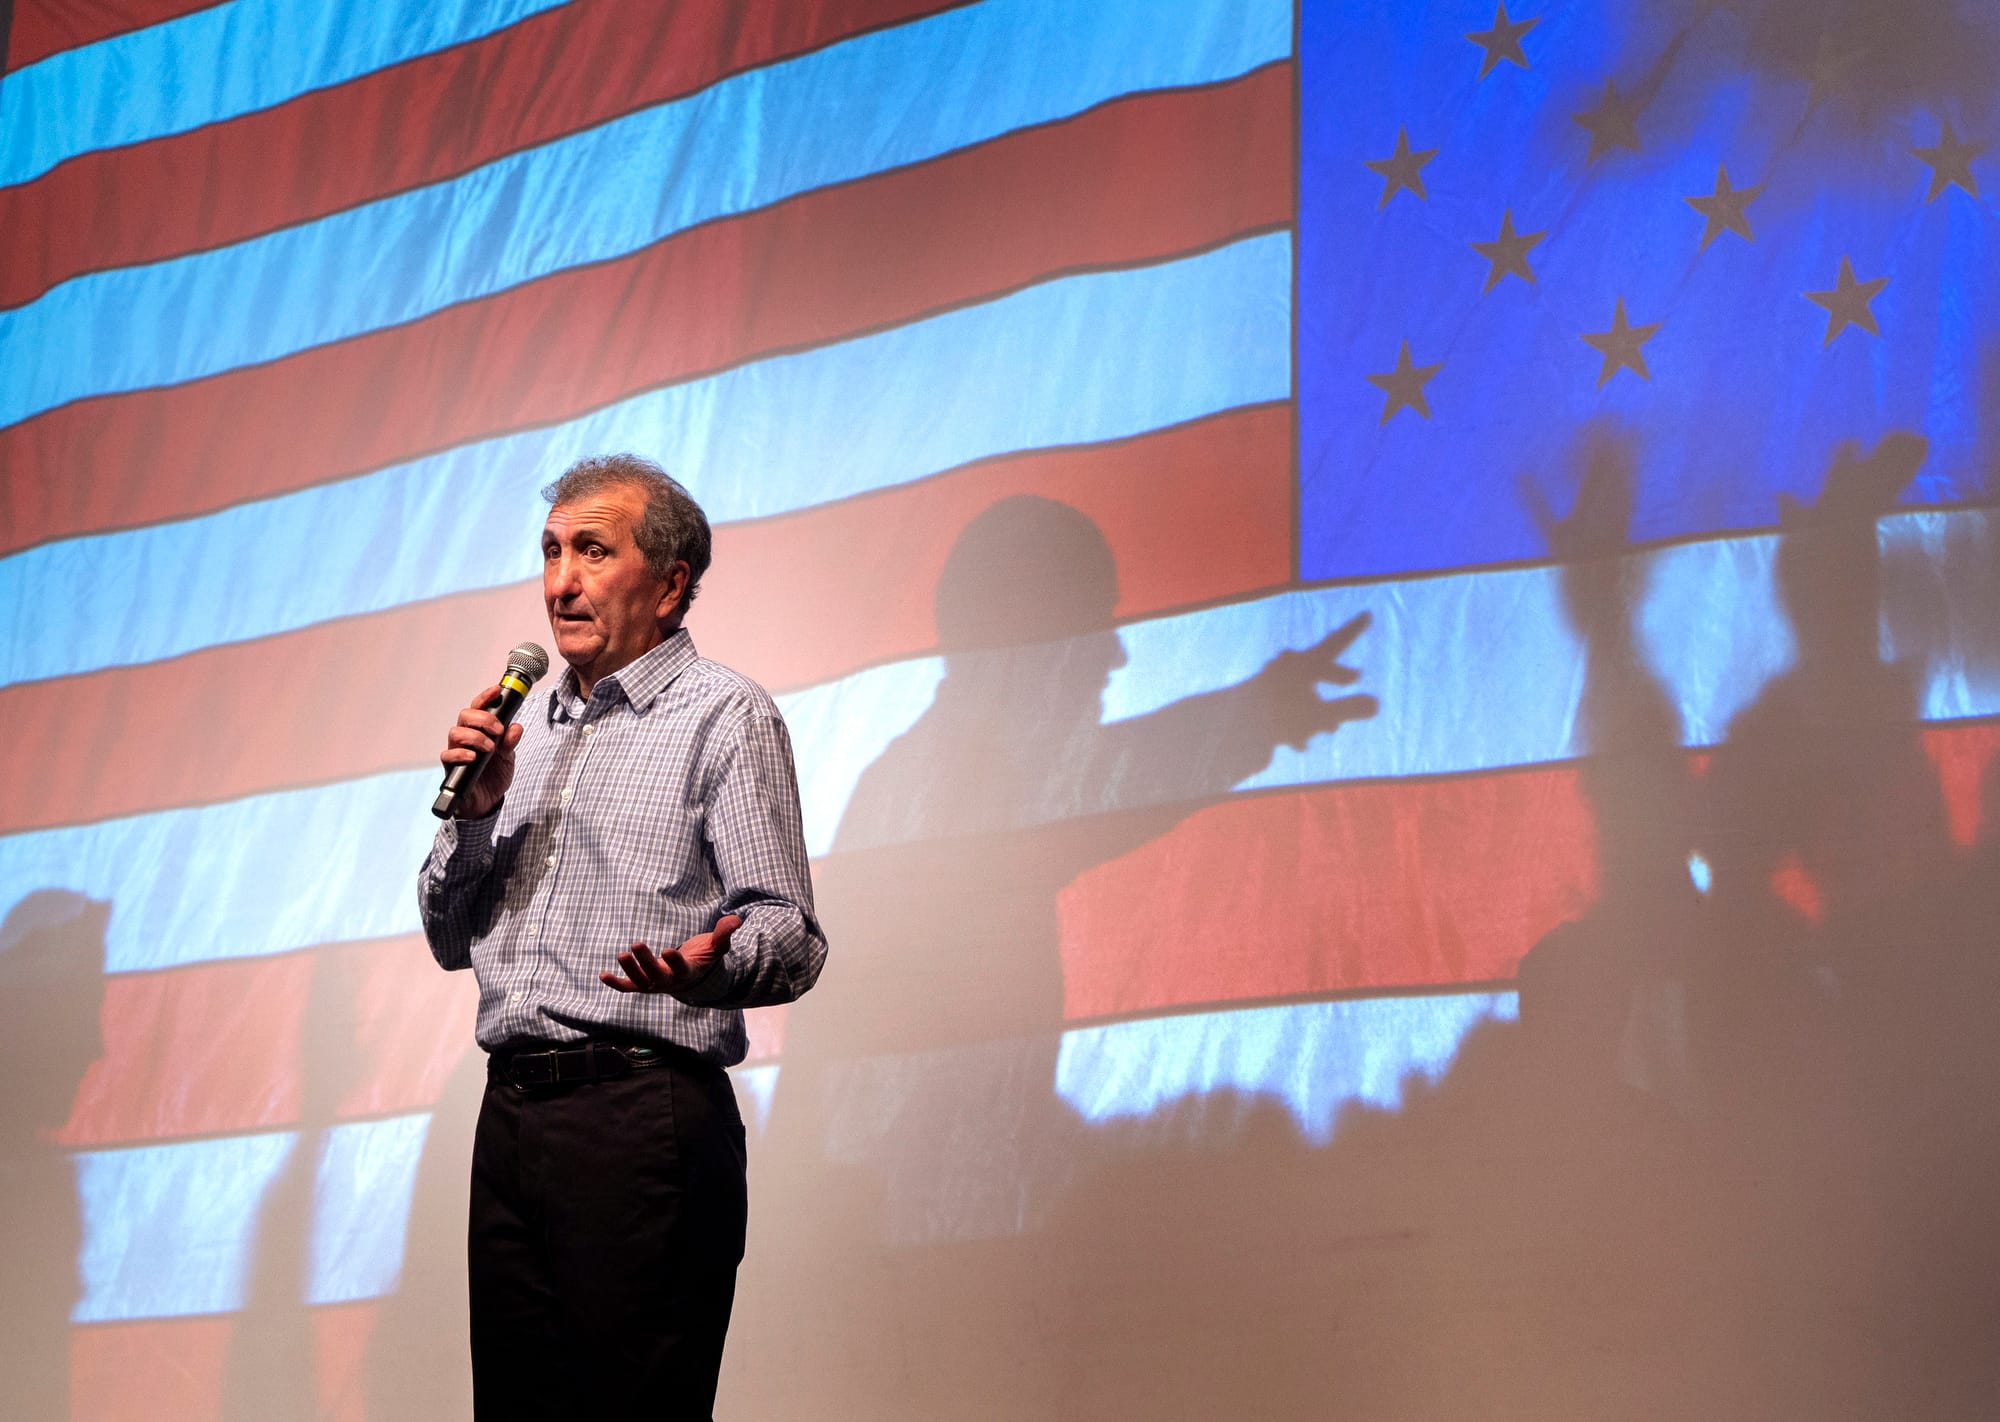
<box><xmin>545</xmin><ymin>854</ymin><xmax>557</xmax><ymax>868</ymax></box>
<box><xmin>582</xmin><ymin>724</ymin><xmax>596</xmax><ymax>737</ymax></box>
<box><xmin>561</xmin><ymin>787</ymin><xmax>573</xmax><ymax>802</ymax></box>
<box><xmin>526</xmin><ymin>925</ymin><xmax>539</xmax><ymax>938</ymax></box>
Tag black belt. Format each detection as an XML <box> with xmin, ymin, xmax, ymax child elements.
<box><xmin>487</xmin><ymin>1041</ymin><xmax>672</xmax><ymax>1091</ymax></box>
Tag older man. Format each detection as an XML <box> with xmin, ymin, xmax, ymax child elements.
<box><xmin>418</xmin><ymin>453</ymin><xmax>826</xmax><ymax>1421</ymax></box>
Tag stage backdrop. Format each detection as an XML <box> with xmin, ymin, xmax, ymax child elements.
<box><xmin>3</xmin><ymin>1</ymin><xmax>1998</xmax><ymax>1417</ymax></box>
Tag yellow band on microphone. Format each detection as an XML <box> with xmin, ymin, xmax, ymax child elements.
<box><xmin>500</xmin><ymin>671</ymin><xmax>532</xmax><ymax>698</ymax></box>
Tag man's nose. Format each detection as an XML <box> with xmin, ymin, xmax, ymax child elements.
<box><xmin>546</xmin><ymin>551</ymin><xmax>583</xmax><ymax>596</ymax></box>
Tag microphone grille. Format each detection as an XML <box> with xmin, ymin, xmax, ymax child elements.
<box><xmin>507</xmin><ymin>642</ymin><xmax>551</xmax><ymax>683</ymax></box>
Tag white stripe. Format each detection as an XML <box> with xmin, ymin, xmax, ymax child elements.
<box><xmin>1055</xmin><ymin>992</ymin><xmax>1519</xmax><ymax>1144</ymax></box>
<box><xmin>73</xmin><ymin>1132</ymin><xmax>299</xmax><ymax>1321</ymax></box>
<box><xmin>305</xmin><ymin>1114</ymin><xmax>431</xmax><ymax>1305</ymax></box>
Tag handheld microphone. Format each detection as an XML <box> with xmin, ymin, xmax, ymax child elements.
<box><xmin>432</xmin><ymin>642</ymin><xmax>551</xmax><ymax>819</ymax></box>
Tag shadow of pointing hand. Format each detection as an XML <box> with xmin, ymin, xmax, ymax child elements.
<box><xmin>1256</xmin><ymin>611</ymin><xmax>1380</xmax><ymax>751</ymax></box>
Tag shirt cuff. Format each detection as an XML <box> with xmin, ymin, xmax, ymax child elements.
<box><xmin>431</xmin><ymin>806</ymin><xmax>500</xmax><ymax>876</ymax></box>
<box><xmin>675</xmin><ymin>944</ymin><xmax>741</xmax><ymax>1008</ymax></box>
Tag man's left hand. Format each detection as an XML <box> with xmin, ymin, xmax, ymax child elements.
<box><xmin>601</xmin><ymin>914</ymin><xmax>740</xmax><ymax>996</ymax></box>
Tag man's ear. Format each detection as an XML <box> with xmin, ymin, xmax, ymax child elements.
<box><xmin>657</xmin><ymin>560</ymin><xmax>691</xmax><ymax>624</ymax></box>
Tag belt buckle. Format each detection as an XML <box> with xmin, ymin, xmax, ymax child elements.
<box><xmin>507</xmin><ymin>1048</ymin><xmax>557</xmax><ymax>1091</ymax></box>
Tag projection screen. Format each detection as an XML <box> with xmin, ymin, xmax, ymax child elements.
<box><xmin>2</xmin><ymin>0</ymin><xmax>1997</xmax><ymax>1416</ymax></box>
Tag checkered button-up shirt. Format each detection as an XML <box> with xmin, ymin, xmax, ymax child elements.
<box><xmin>418</xmin><ymin>629</ymin><xmax>826</xmax><ymax>1065</ymax></box>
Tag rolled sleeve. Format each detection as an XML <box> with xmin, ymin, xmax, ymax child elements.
<box><xmin>416</xmin><ymin>807</ymin><xmax>502</xmax><ymax>972</ymax></box>
<box><xmin>682</xmin><ymin>708</ymin><xmax>827</xmax><ymax>1009</ymax></box>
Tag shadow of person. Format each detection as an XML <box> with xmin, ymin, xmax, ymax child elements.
<box><xmin>1020</xmin><ymin>430</ymin><xmax>1727</xmax><ymax>1421</ymax></box>
<box><xmin>0</xmin><ymin>889</ymin><xmax>110</xmax><ymax>1422</ymax></box>
<box><xmin>733</xmin><ymin>495</ymin><xmax>1376</xmax><ymax>1418</ymax></box>
<box><xmin>1696</xmin><ymin>433</ymin><xmax>1946</xmax><ymax>1101</ymax></box>
<box><xmin>1804</xmin><ymin>461</ymin><xmax>2000</xmax><ymax>1410</ymax></box>
<box><xmin>1515</xmin><ymin>422</ymin><xmax>1702</xmax><ymax>1116</ymax></box>
<box><xmin>218</xmin><ymin>944</ymin><xmax>373</xmax><ymax>1422</ymax></box>
<box><xmin>363</xmin><ymin>1037</ymin><xmax>484</xmax><ymax>1422</ymax></box>
<box><xmin>1855</xmin><ymin>457</ymin><xmax>2000</xmax><ymax>1418</ymax></box>
<box><xmin>791</xmin><ymin>496</ymin><xmax>1374</xmax><ymax>1054</ymax></box>
<box><xmin>1677</xmin><ymin>429</ymin><xmax>1988</xmax><ymax>1412</ymax></box>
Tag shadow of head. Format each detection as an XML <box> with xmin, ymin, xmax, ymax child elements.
<box><xmin>933</xmin><ymin>496</ymin><xmax>1127</xmax><ymax>710</ymax></box>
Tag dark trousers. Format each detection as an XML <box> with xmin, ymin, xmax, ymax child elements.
<box><xmin>468</xmin><ymin>1051</ymin><xmax>747</xmax><ymax>1422</ymax></box>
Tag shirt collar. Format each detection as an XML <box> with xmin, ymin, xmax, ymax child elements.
<box><xmin>546</xmin><ymin>627</ymin><xmax>698</xmax><ymax>723</ymax></box>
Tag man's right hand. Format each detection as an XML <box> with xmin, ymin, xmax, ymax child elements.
<box><xmin>440</xmin><ymin>684</ymin><xmax>525</xmax><ymax>820</ymax></box>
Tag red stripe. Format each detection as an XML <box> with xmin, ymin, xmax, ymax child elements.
<box><xmin>71</xmin><ymin>1319</ymin><xmax>231</xmax><ymax>1421</ymax></box>
<box><xmin>332</xmin><ymin>936</ymin><xmax>478</xmax><ymax>1121</ymax></box>
<box><xmin>54</xmin><ymin>935</ymin><xmax>472</xmax><ymax>1146</ymax></box>
<box><xmin>58</xmin><ymin>954</ymin><xmax>313</xmax><ymax>1146</ymax></box>
<box><xmin>0</xmin><ymin>62</ymin><xmax>1293</xmax><ymax>554</ymax></box>
<box><xmin>1056</xmin><ymin>771</ymin><xmax>1601</xmax><ymax>1021</ymax></box>
<box><xmin>1922</xmin><ymin>721</ymin><xmax>2000</xmax><ymax>849</ymax></box>
<box><xmin>5</xmin><ymin>0</ymin><xmax>214</xmax><ymax>73</ymax></box>
<box><xmin>1</xmin><ymin>0</ymin><xmax>958</xmax><ymax>307</ymax></box>
<box><xmin>1</xmin><ymin>405</ymin><xmax>1290</xmax><ymax>834</ymax></box>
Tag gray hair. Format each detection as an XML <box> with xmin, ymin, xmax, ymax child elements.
<box><xmin>541</xmin><ymin>453</ymin><xmax>712</xmax><ymax>619</ymax></box>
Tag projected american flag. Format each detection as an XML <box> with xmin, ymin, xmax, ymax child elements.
<box><xmin>1</xmin><ymin>0</ymin><xmax>1995</xmax><ymax>1416</ymax></box>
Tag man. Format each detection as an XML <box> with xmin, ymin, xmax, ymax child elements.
<box><xmin>418</xmin><ymin>453</ymin><xmax>826</xmax><ymax>1421</ymax></box>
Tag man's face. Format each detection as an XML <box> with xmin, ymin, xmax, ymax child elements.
<box><xmin>541</xmin><ymin>484</ymin><xmax>686</xmax><ymax>692</ymax></box>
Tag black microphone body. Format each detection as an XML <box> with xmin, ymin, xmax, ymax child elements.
<box><xmin>432</xmin><ymin>643</ymin><xmax>550</xmax><ymax>819</ymax></box>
